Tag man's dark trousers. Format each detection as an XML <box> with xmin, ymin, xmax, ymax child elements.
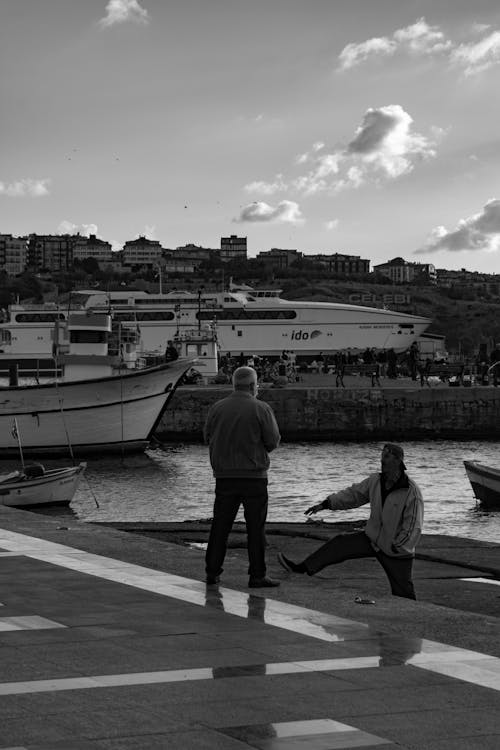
<box><xmin>206</xmin><ymin>478</ymin><xmax>268</xmax><ymax>579</ymax></box>
<box><xmin>303</xmin><ymin>530</ymin><xmax>416</xmax><ymax>599</ymax></box>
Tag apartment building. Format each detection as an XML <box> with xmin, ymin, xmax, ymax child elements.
<box><xmin>0</xmin><ymin>234</ymin><xmax>28</xmax><ymax>275</ymax></box>
<box><xmin>308</xmin><ymin>252</ymin><xmax>370</xmax><ymax>275</ymax></box>
<box><xmin>27</xmin><ymin>234</ymin><xmax>78</xmax><ymax>272</ymax></box>
<box><xmin>121</xmin><ymin>236</ymin><xmax>164</xmax><ymax>269</ymax></box>
<box><xmin>73</xmin><ymin>234</ymin><xmax>115</xmax><ymax>268</ymax></box>
<box><xmin>255</xmin><ymin>248</ymin><xmax>303</xmax><ymax>269</ymax></box>
<box><xmin>374</xmin><ymin>257</ymin><xmax>437</xmax><ymax>284</ymax></box>
<box><xmin>220</xmin><ymin>235</ymin><xmax>247</xmax><ymax>263</ymax></box>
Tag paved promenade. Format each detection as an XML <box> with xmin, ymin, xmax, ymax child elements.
<box><xmin>0</xmin><ymin>506</ymin><xmax>499</xmax><ymax>749</ymax></box>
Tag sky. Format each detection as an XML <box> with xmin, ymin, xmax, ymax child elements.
<box><xmin>2</xmin><ymin>0</ymin><xmax>500</xmax><ymax>272</ymax></box>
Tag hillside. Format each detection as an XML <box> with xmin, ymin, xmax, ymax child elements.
<box><xmin>280</xmin><ymin>280</ymin><xmax>500</xmax><ymax>356</ymax></box>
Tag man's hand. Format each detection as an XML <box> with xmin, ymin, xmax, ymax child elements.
<box><xmin>305</xmin><ymin>501</ymin><xmax>325</xmax><ymax>516</ymax></box>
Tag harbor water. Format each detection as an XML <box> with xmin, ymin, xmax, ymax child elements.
<box><xmin>9</xmin><ymin>439</ymin><xmax>499</xmax><ymax>543</ymax></box>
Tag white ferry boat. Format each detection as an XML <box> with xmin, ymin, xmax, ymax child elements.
<box><xmin>0</xmin><ymin>285</ymin><xmax>431</xmax><ymax>363</ymax></box>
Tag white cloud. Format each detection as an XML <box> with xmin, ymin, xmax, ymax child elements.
<box><xmin>243</xmin><ymin>106</ymin><xmax>439</xmax><ymax>200</ymax></box>
<box><xmin>295</xmin><ymin>141</ymin><xmax>325</xmax><ymax>165</ymax></box>
<box><xmin>346</xmin><ymin>104</ymin><xmax>436</xmax><ymax>178</ymax></box>
<box><xmin>325</xmin><ymin>219</ymin><xmax>339</xmax><ymax>231</ymax></box>
<box><xmin>291</xmin><ymin>105</ymin><xmax>438</xmax><ymax>195</ymax></box>
<box><xmin>234</xmin><ymin>200</ymin><xmax>304</xmax><ymax>224</ymax></box>
<box><xmin>244</xmin><ymin>175</ymin><xmax>288</xmax><ymax>195</ymax></box>
<box><xmin>450</xmin><ymin>30</ymin><xmax>500</xmax><ymax>75</ymax></box>
<box><xmin>0</xmin><ymin>178</ymin><xmax>50</xmax><ymax>197</ymax></box>
<box><xmin>416</xmin><ymin>199</ymin><xmax>500</xmax><ymax>254</ymax></box>
<box><xmin>393</xmin><ymin>17</ymin><xmax>452</xmax><ymax>55</ymax></box>
<box><xmin>99</xmin><ymin>0</ymin><xmax>149</xmax><ymax>29</ymax></box>
<box><xmin>338</xmin><ymin>37</ymin><xmax>397</xmax><ymax>71</ymax></box>
<box><xmin>337</xmin><ymin>17</ymin><xmax>452</xmax><ymax>71</ymax></box>
<box><xmin>57</xmin><ymin>221</ymin><xmax>99</xmax><ymax>236</ymax></box>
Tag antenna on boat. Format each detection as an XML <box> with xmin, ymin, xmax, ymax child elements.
<box><xmin>11</xmin><ymin>419</ymin><xmax>25</xmax><ymax>471</ymax></box>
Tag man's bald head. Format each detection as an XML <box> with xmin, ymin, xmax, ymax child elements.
<box><xmin>232</xmin><ymin>366</ymin><xmax>258</xmax><ymax>393</ymax></box>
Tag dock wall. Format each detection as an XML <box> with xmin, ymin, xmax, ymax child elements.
<box><xmin>158</xmin><ymin>385</ymin><xmax>500</xmax><ymax>442</ymax></box>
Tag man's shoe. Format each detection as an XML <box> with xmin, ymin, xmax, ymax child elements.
<box><xmin>277</xmin><ymin>552</ymin><xmax>305</xmax><ymax>574</ymax></box>
<box><xmin>205</xmin><ymin>575</ymin><xmax>220</xmax><ymax>585</ymax></box>
<box><xmin>248</xmin><ymin>576</ymin><xmax>280</xmax><ymax>588</ymax></box>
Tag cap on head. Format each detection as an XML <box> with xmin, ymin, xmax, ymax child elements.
<box><xmin>383</xmin><ymin>443</ymin><xmax>406</xmax><ymax>470</ymax></box>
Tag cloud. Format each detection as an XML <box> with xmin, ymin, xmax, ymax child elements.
<box><xmin>450</xmin><ymin>30</ymin><xmax>500</xmax><ymax>75</ymax></box>
<box><xmin>290</xmin><ymin>105</ymin><xmax>438</xmax><ymax>195</ymax></box>
<box><xmin>325</xmin><ymin>219</ymin><xmax>339</xmax><ymax>230</ymax></box>
<box><xmin>416</xmin><ymin>199</ymin><xmax>500</xmax><ymax>254</ymax></box>
<box><xmin>234</xmin><ymin>200</ymin><xmax>304</xmax><ymax>224</ymax></box>
<box><xmin>244</xmin><ymin>106</ymin><xmax>439</xmax><ymax>200</ymax></box>
<box><xmin>244</xmin><ymin>175</ymin><xmax>288</xmax><ymax>195</ymax></box>
<box><xmin>346</xmin><ymin>104</ymin><xmax>436</xmax><ymax>178</ymax></box>
<box><xmin>57</xmin><ymin>221</ymin><xmax>99</xmax><ymax>236</ymax></box>
<box><xmin>99</xmin><ymin>0</ymin><xmax>149</xmax><ymax>29</ymax></box>
<box><xmin>0</xmin><ymin>178</ymin><xmax>50</xmax><ymax>197</ymax></box>
<box><xmin>338</xmin><ymin>37</ymin><xmax>397</xmax><ymax>71</ymax></box>
<box><xmin>392</xmin><ymin>17</ymin><xmax>452</xmax><ymax>55</ymax></box>
<box><xmin>337</xmin><ymin>17</ymin><xmax>451</xmax><ymax>71</ymax></box>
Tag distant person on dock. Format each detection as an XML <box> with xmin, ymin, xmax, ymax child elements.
<box><xmin>164</xmin><ymin>340</ymin><xmax>179</xmax><ymax>361</ymax></box>
<box><xmin>278</xmin><ymin>443</ymin><xmax>423</xmax><ymax>600</ymax></box>
<box><xmin>204</xmin><ymin>366</ymin><xmax>281</xmax><ymax>588</ymax></box>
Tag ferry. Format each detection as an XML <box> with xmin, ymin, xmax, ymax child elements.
<box><xmin>0</xmin><ymin>284</ymin><xmax>431</xmax><ymax>363</ymax></box>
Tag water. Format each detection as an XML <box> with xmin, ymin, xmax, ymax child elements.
<box><xmin>6</xmin><ymin>440</ymin><xmax>498</xmax><ymax>543</ymax></box>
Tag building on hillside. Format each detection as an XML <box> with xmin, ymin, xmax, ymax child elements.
<box><xmin>173</xmin><ymin>244</ymin><xmax>215</xmax><ymax>266</ymax></box>
<box><xmin>373</xmin><ymin>257</ymin><xmax>436</xmax><ymax>284</ymax></box>
<box><xmin>121</xmin><ymin>236</ymin><xmax>164</xmax><ymax>269</ymax></box>
<box><xmin>308</xmin><ymin>252</ymin><xmax>370</xmax><ymax>275</ymax></box>
<box><xmin>436</xmin><ymin>268</ymin><xmax>500</xmax><ymax>294</ymax></box>
<box><xmin>27</xmin><ymin>234</ymin><xmax>78</xmax><ymax>272</ymax></box>
<box><xmin>0</xmin><ymin>234</ymin><xmax>28</xmax><ymax>275</ymax></box>
<box><xmin>73</xmin><ymin>234</ymin><xmax>115</xmax><ymax>269</ymax></box>
<box><xmin>220</xmin><ymin>235</ymin><xmax>247</xmax><ymax>263</ymax></box>
<box><xmin>255</xmin><ymin>248</ymin><xmax>303</xmax><ymax>269</ymax></box>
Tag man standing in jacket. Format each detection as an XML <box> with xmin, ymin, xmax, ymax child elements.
<box><xmin>204</xmin><ymin>366</ymin><xmax>281</xmax><ymax>588</ymax></box>
<box><xmin>278</xmin><ymin>444</ymin><xmax>423</xmax><ymax>599</ymax></box>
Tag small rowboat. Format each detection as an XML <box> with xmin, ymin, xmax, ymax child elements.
<box><xmin>0</xmin><ymin>462</ymin><xmax>86</xmax><ymax>508</ymax></box>
<box><xmin>463</xmin><ymin>460</ymin><xmax>500</xmax><ymax>510</ymax></box>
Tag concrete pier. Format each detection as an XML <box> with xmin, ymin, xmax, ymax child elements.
<box><xmin>0</xmin><ymin>507</ymin><xmax>499</xmax><ymax>748</ymax></box>
<box><xmin>160</xmin><ymin>380</ymin><xmax>500</xmax><ymax>441</ymax></box>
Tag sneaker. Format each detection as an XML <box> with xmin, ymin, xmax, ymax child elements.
<box><xmin>277</xmin><ymin>552</ymin><xmax>305</xmax><ymax>574</ymax></box>
<box><xmin>205</xmin><ymin>575</ymin><xmax>220</xmax><ymax>585</ymax></box>
<box><xmin>248</xmin><ymin>576</ymin><xmax>280</xmax><ymax>588</ymax></box>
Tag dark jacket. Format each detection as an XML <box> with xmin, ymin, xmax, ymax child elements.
<box><xmin>204</xmin><ymin>391</ymin><xmax>280</xmax><ymax>479</ymax></box>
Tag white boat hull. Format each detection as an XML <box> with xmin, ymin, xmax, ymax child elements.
<box><xmin>0</xmin><ymin>360</ymin><xmax>191</xmax><ymax>456</ymax></box>
<box><xmin>0</xmin><ymin>463</ymin><xmax>86</xmax><ymax>507</ymax></box>
<box><xmin>463</xmin><ymin>460</ymin><xmax>500</xmax><ymax>510</ymax></box>
<box><xmin>0</xmin><ymin>290</ymin><xmax>431</xmax><ymax>359</ymax></box>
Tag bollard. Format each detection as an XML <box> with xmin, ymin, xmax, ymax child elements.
<box><xmin>9</xmin><ymin>363</ymin><xmax>19</xmax><ymax>386</ymax></box>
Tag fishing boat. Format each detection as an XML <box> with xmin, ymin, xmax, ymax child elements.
<box><xmin>0</xmin><ymin>462</ymin><xmax>86</xmax><ymax>508</ymax></box>
<box><xmin>463</xmin><ymin>460</ymin><xmax>500</xmax><ymax>510</ymax></box>
<box><xmin>0</xmin><ymin>283</ymin><xmax>431</xmax><ymax>362</ymax></box>
<box><xmin>0</xmin><ymin>312</ymin><xmax>195</xmax><ymax>457</ymax></box>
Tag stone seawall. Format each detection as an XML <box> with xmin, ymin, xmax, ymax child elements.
<box><xmin>158</xmin><ymin>385</ymin><xmax>500</xmax><ymax>441</ymax></box>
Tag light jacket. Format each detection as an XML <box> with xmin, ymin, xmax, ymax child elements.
<box><xmin>325</xmin><ymin>472</ymin><xmax>423</xmax><ymax>557</ymax></box>
<box><xmin>204</xmin><ymin>391</ymin><xmax>281</xmax><ymax>479</ymax></box>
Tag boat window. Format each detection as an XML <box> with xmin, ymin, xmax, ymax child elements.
<box><xmin>70</xmin><ymin>331</ymin><xmax>108</xmax><ymax>344</ymax></box>
<box><xmin>136</xmin><ymin>311</ymin><xmax>175</xmax><ymax>321</ymax></box>
<box><xmin>15</xmin><ymin>313</ymin><xmax>66</xmax><ymax>323</ymax></box>
<box><xmin>112</xmin><ymin>312</ymin><xmax>136</xmax><ymax>321</ymax></box>
<box><xmin>0</xmin><ymin>330</ymin><xmax>11</xmax><ymax>344</ymax></box>
<box><xmin>197</xmin><ymin>310</ymin><xmax>296</xmax><ymax>321</ymax></box>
